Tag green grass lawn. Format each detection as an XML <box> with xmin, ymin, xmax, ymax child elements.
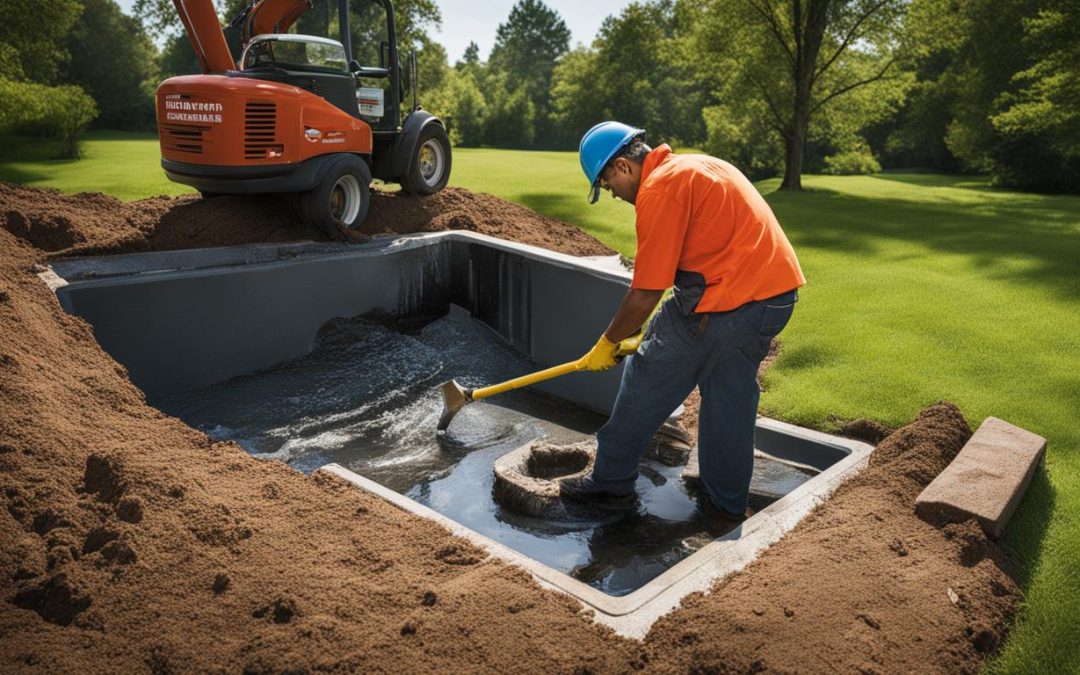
<box><xmin>0</xmin><ymin>131</ymin><xmax>195</xmax><ymax>200</ymax></box>
<box><xmin>3</xmin><ymin>132</ymin><xmax>1078</xmax><ymax>672</ymax></box>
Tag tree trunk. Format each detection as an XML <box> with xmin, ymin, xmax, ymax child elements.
<box><xmin>779</xmin><ymin>0</ymin><xmax>831</xmax><ymax>191</ymax></box>
<box><xmin>780</xmin><ymin>125</ymin><xmax>805</xmax><ymax>190</ymax></box>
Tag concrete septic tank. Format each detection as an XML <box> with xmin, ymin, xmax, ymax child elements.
<box><xmin>43</xmin><ymin>233</ymin><xmax>872</xmax><ymax>638</ymax></box>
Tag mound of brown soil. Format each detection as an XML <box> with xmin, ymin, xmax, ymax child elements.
<box><xmin>842</xmin><ymin>418</ymin><xmax>895</xmax><ymax>444</ymax></box>
<box><xmin>644</xmin><ymin>403</ymin><xmax>1019</xmax><ymax>673</ymax></box>
<box><xmin>0</xmin><ymin>182</ymin><xmax>614</xmax><ymax>258</ymax></box>
<box><xmin>0</xmin><ymin>182</ymin><xmax>1019</xmax><ymax>672</ymax></box>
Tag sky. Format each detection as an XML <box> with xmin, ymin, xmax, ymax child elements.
<box><xmin>114</xmin><ymin>0</ymin><xmax>636</xmax><ymax>62</ymax></box>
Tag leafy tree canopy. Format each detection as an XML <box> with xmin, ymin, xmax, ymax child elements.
<box><xmin>63</xmin><ymin>0</ymin><xmax>158</xmax><ymax>130</ymax></box>
<box><xmin>693</xmin><ymin>0</ymin><xmax>911</xmax><ymax>188</ymax></box>
<box><xmin>0</xmin><ymin>0</ymin><xmax>83</xmax><ymax>83</ymax></box>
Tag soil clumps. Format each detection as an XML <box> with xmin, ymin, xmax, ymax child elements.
<box><xmin>1</xmin><ymin>183</ymin><xmax>1020</xmax><ymax>672</ymax></box>
<box><xmin>0</xmin><ymin>182</ymin><xmax>614</xmax><ymax>257</ymax></box>
<box><xmin>842</xmin><ymin>417</ymin><xmax>896</xmax><ymax>444</ymax></box>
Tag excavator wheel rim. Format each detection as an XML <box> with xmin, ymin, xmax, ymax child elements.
<box><xmin>330</xmin><ymin>173</ymin><xmax>363</xmax><ymax>225</ymax></box>
<box><xmin>418</xmin><ymin>139</ymin><xmax>445</xmax><ymax>188</ymax></box>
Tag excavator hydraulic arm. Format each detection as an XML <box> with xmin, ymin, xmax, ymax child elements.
<box><xmin>172</xmin><ymin>0</ymin><xmax>236</xmax><ymax>73</ymax></box>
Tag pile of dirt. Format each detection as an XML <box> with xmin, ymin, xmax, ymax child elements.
<box><xmin>0</xmin><ymin>183</ymin><xmax>1020</xmax><ymax>672</ymax></box>
<box><xmin>0</xmin><ymin>182</ymin><xmax>614</xmax><ymax>258</ymax></box>
<box><xmin>645</xmin><ymin>403</ymin><xmax>1019</xmax><ymax>673</ymax></box>
<box><xmin>842</xmin><ymin>417</ymin><xmax>896</xmax><ymax>444</ymax></box>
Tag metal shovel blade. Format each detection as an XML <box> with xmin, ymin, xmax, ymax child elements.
<box><xmin>437</xmin><ymin>379</ymin><xmax>473</xmax><ymax>432</ymax></box>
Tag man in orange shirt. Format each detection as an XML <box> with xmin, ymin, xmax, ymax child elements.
<box><xmin>560</xmin><ymin>121</ymin><xmax>805</xmax><ymax>524</ymax></box>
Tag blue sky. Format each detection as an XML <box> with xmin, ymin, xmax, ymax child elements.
<box><xmin>115</xmin><ymin>0</ymin><xmax>635</xmax><ymax>62</ymax></box>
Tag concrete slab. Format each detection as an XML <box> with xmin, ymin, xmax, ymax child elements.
<box><xmin>916</xmin><ymin>417</ymin><xmax>1046</xmax><ymax>538</ymax></box>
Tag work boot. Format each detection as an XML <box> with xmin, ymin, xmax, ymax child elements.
<box><xmin>559</xmin><ymin>475</ymin><xmax>636</xmax><ymax>509</ymax></box>
<box><xmin>699</xmin><ymin>498</ymin><xmax>749</xmax><ymax>537</ymax></box>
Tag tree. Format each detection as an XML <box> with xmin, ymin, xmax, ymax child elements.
<box><xmin>63</xmin><ymin>0</ymin><xmax>159</xmax><ymax>130</ymax></box>
<box><xmin>0</xmin><ymin>0</ymin><xmax>82</xmax><ymax>83</ymax></box>
<box><xmin>550</xmin><ymin>47</ymin><xmax>603</xmax><ymax>145</ymax></box>
<box><xmin>484</xmin><ymin>74</ymin><xmax>535</xmax><ymax>148</ymax></box>
<box><xmin>488</xmin><ymin>0</ymin><xmax>570</xmax><ymax>147</ymax></box>
<box><xmin>455</xmin><ymin>41</ymin><xmax>483</xmax><ymax>81</ymax></box>
<box><xmin>989</xmin><ymin>0</ymin><xmax>1080</xmax><ymax>191</ymax></box>
<box><xmin>696</xmin><ymin>0</ymin><xmax>909</xmax><ymax>189</ymax></box>
<box><xmin>341</xmin><ymin>0</ymin><xmax>440</xmax><ymax>67</ymax></box>
<box><xmin>550</xmin><ymin>2</ymin><xmax>708</xmax><ymax>149</ymax></box>
<box><xmin>458</xmin><ymin>42</ymin><xmax>480</xmax><ymax>70</ymax></box>
<box><xmin>426</xmin><ymin>69</ymin><xmax>487</xmax><ymax>146</ymax></box>
<box><xmin>158</xmin><ymin>33</ymin><xmax>201</xmax><ymax>79</ymax></box>
<box><xmin>887</xmin><ymin>0</ymin><xmax>1077</xmax><ymax>191</ymax></box>
<box><xmin>0</xmin><ymin>0</ymin><xmax>98</xmax><ymax>156</ymax></box>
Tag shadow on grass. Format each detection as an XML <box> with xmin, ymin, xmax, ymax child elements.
<box><xmin>870</xmin><ymin>172</ymin><xmax>992</xmax><ymax>191</ymax></box>
<box><xmin>766</xmin><ymin>186</ymin><xmax>1080</xmax><ymax>297</ymax></box>
<box><xmin>0</xmin><ymin>164</ymin><xmax>52</xmax><ymax>185</ymax></box>
<box><xmin>0</xmin><ymin>135</ymin><xmax>84</xmax><ymax>185</ymax></box>
<box><xmin>1001</xmin><ymin>462</ymin><xmax>1056</xmax><ymax>591</ymax></box>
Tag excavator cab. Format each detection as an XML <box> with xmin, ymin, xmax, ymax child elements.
<box><xmin>157</xmin><ymin>0</ymin><xmax>451</xmax><ymax>239</ymax></box>
<box><xmin>239</xmin><ymin>34</ymin><xmax>361</xmax><ymax>119</ymax></box>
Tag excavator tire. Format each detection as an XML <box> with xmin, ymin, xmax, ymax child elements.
<box><xmin>400</xmin><ymin>123</ymin><xmax>451</xmax><ymax>195</ymax></box>
<box><xmin>301</xmin><ymin>154</ymin><xmax>372</xmax><ymax>241</ymax></box>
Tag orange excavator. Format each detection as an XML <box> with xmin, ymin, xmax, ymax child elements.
<box><xmin>157</xmin><ymin>0</ymin><xmax>451</xmax><ymax>238</ymax></box>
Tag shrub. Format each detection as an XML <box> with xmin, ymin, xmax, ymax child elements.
<box><xmin>701</xmin><ymin>104</ymin><xmax>784</xmax><ymax>180</ymax></box>
<box><xmin>0</xmin><ymin>78</ymin><xmax>98</xmax><ymax>158</ymax></box>
<box><xmin>823</xmin><ymin>145</ymin><xmax>882</xmax><ymax>175</ymax></box>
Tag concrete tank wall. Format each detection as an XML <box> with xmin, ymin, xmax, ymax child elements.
<box><xmin>48</xmin><ymin>234</ymin><xmax>632</xmax><ymax>411</ymax></box>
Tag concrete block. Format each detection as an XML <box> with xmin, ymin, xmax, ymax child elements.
<box><xmin>916</xmin><ymin>417</ymin><xmax>1046</xmax><ymax>538</ymax></box>
<box><xmin>682</xmin><ymin>445</ymin><xmax>700</xmax><ymax>488</ymax></box>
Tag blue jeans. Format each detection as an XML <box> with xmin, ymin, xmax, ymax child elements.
<box><xmin>592</xmin><ymin>290</ymin><xmax>798</xmax><ymax>515</ymax></box>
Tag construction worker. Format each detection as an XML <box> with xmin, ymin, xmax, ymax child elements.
<box><xmin>560</xmin><ymin>121</ymin><xmax>805</xmax><ymax>525</ymax></box>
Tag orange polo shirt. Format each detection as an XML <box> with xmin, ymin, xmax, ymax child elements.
<box><xmin>631</xmin><ymin>145</ymin><xmax>805</xmax><ymax>312</ymax></box>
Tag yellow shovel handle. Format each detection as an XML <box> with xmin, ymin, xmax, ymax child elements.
<box><xmin>469</xmin><ymin>334</ymin><xmax>643</xmax><ymax>402</ymax></box>
<box><xmin>470</xmin><ymin>360</ymin><xmax>581</xmax><ymax>401</ymax></box>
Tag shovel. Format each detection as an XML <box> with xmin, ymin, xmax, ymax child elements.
<box><xmin>437</xmin><ymin>334</ymin><xmax>643</xmax><ymax>432</ymax></box>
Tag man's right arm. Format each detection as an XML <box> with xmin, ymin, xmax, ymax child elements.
<box><xmin>603</xmin><ymin>288</ymin><xmax>664</xmax><ymax>343</ymax></box>
<box><xmin>578</xmin><ymin>288</ymin><xmax>663</xmax><ymax>371</ymax></box>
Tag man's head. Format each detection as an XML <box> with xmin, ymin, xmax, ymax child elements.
<box><xmin>579</xmin><ymin>121</ymin><xmax>651</xmax><ymax>205</ymax></box>
<box><xmin>596</xmin><ymin>138</ymin><xmax>651</xmax><ymax>204</ymax></box>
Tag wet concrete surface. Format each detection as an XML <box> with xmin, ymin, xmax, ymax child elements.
<box><xmin>158</xmin><ymin>309</ymin><xmax>816</xmax><ymax>596</ymax></box>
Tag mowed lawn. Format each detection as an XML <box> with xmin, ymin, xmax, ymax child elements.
<box><xmin>3</xmin><ymin>132</ymin><xmax>1078</xmax><ymax>672</ymax></box>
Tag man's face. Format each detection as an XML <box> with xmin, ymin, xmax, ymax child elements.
<box><xmin>598</xmin><ymin>157</ymin><xmax>641</xmax><ymax>204</ymax></box>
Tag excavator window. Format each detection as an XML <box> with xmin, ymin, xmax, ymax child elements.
<box><xmin>242</xmin><ymin>35</ymin><xmax>349</xmax><ymax>74</ymax></box>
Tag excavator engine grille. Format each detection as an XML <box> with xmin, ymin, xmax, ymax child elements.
<box><xmin>244</xmin><ymin>101</ymin><xmax>278</xmax><ymax>159</ymax></box>
<box><xmin>161</xmin><ymin>124</ymin><xmax>205</xmax><ymax>155</ymax></box>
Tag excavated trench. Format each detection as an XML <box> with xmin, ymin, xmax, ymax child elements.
<box><xmin>44</xmin><ymin>233</ymin><xmax>871</xmax><ymax>626</ymax></box>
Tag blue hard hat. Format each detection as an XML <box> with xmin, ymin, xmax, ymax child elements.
<box><xmin>579</xmin><ymin>121</ymin><xmax>645</xmax><ymax>204</ymax></box>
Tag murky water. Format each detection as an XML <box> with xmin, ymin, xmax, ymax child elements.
<box><xmin>157</xmin><ymin>309</ymin><xmax>815</xmax><ymax>596</ymax></box>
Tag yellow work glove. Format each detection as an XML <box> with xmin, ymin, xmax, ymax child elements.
<box><xmin>617</xmin><ymin>333</ymin><xmax>643</xmax><ymax>356</ymax></box>
<box><xmin>578</xmin><ymin>335</ymin><xmax>620</xmax><ymax>371</ymax></box>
